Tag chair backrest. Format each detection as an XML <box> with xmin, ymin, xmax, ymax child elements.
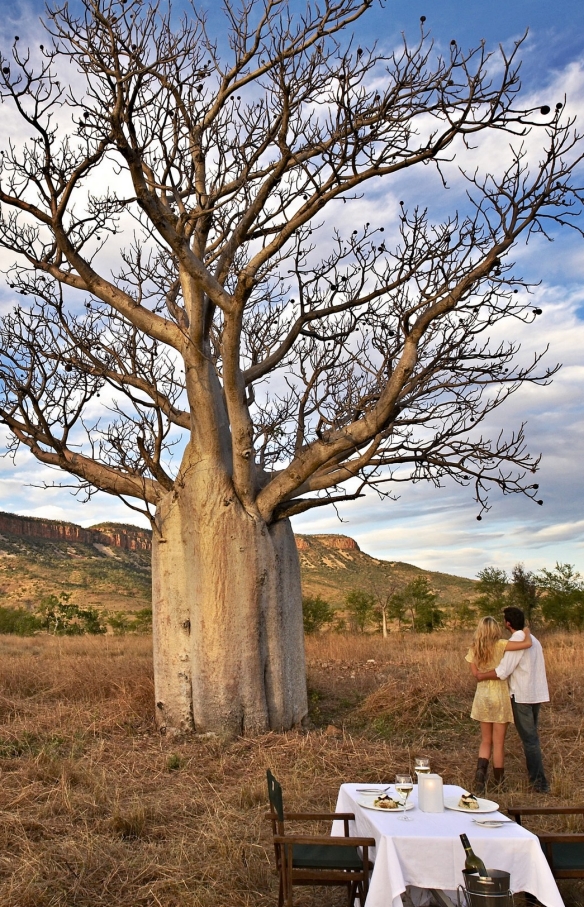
<box><xmin>267</xmin><ymin>769</ymin><xmax>284</xmax><ymax>823</ymax></box>
<box><xmin>539</xmin><ymin>836</ymin><xmax>584</xmax><ymax>878</ymax></box>
<box><xmin>507</xmin><ymin>806</ymin><xmax>584</xmax><ymax>880</ymax></box>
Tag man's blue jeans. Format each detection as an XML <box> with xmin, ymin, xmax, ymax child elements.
<box><xmin>511</xmin><ymin>698</ymin><xmax>549</xmax><ymax>791</ymax></box>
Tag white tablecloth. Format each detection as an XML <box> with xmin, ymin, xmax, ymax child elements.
<box><xmin>333</xmin><ymin>784</ymin><xmax>564</xmax><ymax>907</ymax></box>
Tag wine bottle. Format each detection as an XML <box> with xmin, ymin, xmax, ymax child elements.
<box><xmin>460</xmin><ymin>833</ymin><xmax>489</xmax><ymax>878</ymax></box>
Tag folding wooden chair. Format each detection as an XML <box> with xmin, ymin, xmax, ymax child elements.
<box><xmin>266</xmin><ymin>769</ymin><xmax>375</xmax><ymax>906</ymax></box>
<box><xmin>507</xmin><ymin>805</ymin><xmax>584</xmax><ymax>879</ymax></box>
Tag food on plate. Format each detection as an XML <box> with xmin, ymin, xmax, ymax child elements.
<box><xmin>458</xmin><ymin>792</ymin><xmax>480</xmax><ymax>810</ymax></box>
<box><xmin>374</xmin><ymin>794</ymin><xmax>400</xmax><ymax>809</ymax></box>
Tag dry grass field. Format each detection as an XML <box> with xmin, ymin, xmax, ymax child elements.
<box><xmin>0</xmin><ymin>630</ymin><xmax>582</xmax><ymax>907</ymax></box>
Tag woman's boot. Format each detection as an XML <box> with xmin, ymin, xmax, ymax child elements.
<box><xmin>492</xmin><ymin>767</ymin><xmax>505</xmax><ymax>790</ymax></box>
<box><xmin>474</xmin><ymin>758</ymin><xmax>489</xmax><ymax>794</ymax></box>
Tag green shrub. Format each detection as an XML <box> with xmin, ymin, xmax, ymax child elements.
<box><xmin>106</xmin><ymin>608</ymin><xmax>153</xmax><ymax>634</ymax></box>
<box><xmin>0</xmin><ymin>606</ymin><xmax>41</xmax><ymax>636</ymax></box>
<box><xmin>35</xmin><ymin>593</ymin><xmax>106</xmax><ymax>635</ymax></box>
<box><xmin>537</xmin><ymin>563</ymin><xmax>584</xmax><ymax>629</ymax></box>
<box><xmin>302</xmin><ymin>595</ymin><xmax>335</xmax><ymax>634</ymax></box>
<box><xmin>345</xmin><ymin>590</ymin><xmax>376</xmax><ymax>632</ymax></box>
<box><xmin>107</xmin><ymin>611</ymin><xmax>132</xmax><ymax>635</ymax></box>
<box><xmin>131</xmin><ymin>608</ymin><xmax>153</xmax><ymax>633</ymax></box>
<box><xmin>166</xmin><ymin>753</ymin><xmax>182</xmax><ymax>771</ymax></box>
<box><xmin>392</xmin><ymin>577</ymin><xmax>444</xmax><ymax>632</ymax></box>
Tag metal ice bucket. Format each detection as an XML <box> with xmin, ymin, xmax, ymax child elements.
<box><xmin>459</xmin><ymin>870</ymin><xmax>513</xmax><ymax>907</ymax></box>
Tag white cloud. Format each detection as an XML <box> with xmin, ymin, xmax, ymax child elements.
<box><xmin>0</xmin><ymin>16</ymin><xmax>583</xmax><ymax>580</ymax></box>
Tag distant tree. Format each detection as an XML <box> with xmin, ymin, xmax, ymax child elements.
<box><xmin>132</xmin><ymin>608</ymin><xmax>153</xmax><ymax>633</ymax></box>
<box><xmin>374</xmin><ymin>591</ymin><xmax>392</xmax><ymax>638</ymax></box>
<box><xmin>388</xmin><ymin>591</ymin><xmax>408</xmax><ymax>630</ymax></box>
<box><xmin>81</xmin><ymin>606</ymin><xmax>107</xmax><ymax>635</ymax></box>
<box><xmin>106</xmin><ymin>607</ymin><xmax>153</xmax><ymax>634</ymax></box>
<box><xmin>302</xmin><ymin>595</ymin><xmax>335</xmax><ymax>635</ymax></box>
<box><xmin>401</xmin><ymin>577</ymin><xmax>444</xmax><ymax>632</ymax></box>
<box><xmin>107</xmin><ymin>611</ymin><xmax>132</xmax><ymax>635</ymax></box>
<box><xmin>537</xmin><ymin>564</ymin><xmax>584</xmax><ymax>629</ymax></box>
<box><xmin>36</xmin><ymin>593</ymin><xmax>106</xmax><ymax>635</ymax></box>
<box><xmin>475</xmin><ymin>567</ymin><xmax>509</xmax><ymax>616</ymax></box>
<box><xmin>509</xmin><ymin>563</ymin><xmax>538</xmax><ymax>623</ymax></box>
<box><xmin>371</xmin><ymin>577</ymin><xmax>403</xmax><ymax>637</ymax></box>
<box><xmin>451</xmin><ymin>600</ymin><xmax>478</xmax><ymax>630</ymax></box>
<box><xmin>345</xmin><ymin>590</ymin><xmax>376</xmax><ymax>633</ymax></box>
<box><xmin>333</xmin><ymin>616</ymin><xmax>348</xmax><ymax>634</ymax></box>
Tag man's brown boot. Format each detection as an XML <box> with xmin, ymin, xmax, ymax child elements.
<box><xmin>474</xmin><ymin>758</ymin><xmax>489</xmax><ymax>794</ymax></box>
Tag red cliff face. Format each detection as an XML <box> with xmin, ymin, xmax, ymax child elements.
<box><xmin>295</xmin><ymin>534</ymin><xmax>360</xmax><ymax>552</ymax></box>
<box><xmin>0</xmin><ymin>512</ymin><xmax>152</xmax><ymax>551</ymax></box>
<box><xmin>0</xmin><ymin>513</ymin><xmax>359</xmax><ymax>555</ymax></box>
<box><xmin>90</xmin><ymin>524</ymin><xmax>152</xmax><ymax>551</ymax></box>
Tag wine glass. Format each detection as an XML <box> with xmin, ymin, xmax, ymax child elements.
<box><xmin>414</xmin><ymin>756</ymin><xmax>431</xmax><ymax>780</ymax></box>
<box><xmin>395</xmin><ymin>773</ymin><xmax>414</xmax><ymax>821</ymax></box>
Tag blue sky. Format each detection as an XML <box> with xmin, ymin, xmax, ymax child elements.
<box><xmin>1</xmin><ymin>0</ymin><xmax>584</xmax><ymax>580</ymax></box>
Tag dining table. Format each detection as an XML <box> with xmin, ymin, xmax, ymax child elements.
<box><xmin>333</xmin><ymin>783</ymin><xmax>565</xmax><ymax>907</ymax></box>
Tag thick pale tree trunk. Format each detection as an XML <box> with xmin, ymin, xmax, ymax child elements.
<box><xmin>151</xmin><ymin>461</ymin><xmax>308</xmax><ymax>736</ymax></box>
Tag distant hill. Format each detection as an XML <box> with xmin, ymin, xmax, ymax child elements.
<box><xmin>0</xmin><ymin>512</ymin><xmax>151</xmax><ymax>550</ymax></box>
<box><xmin>298</xmin><ymin>534</ymin><xmax>477</xmax><ymax>607</ymax></box>
<box><xmin>0</xmin><ymin>512</ymin><xmax>477</xmax><ymax>615</ymax></box>
<box><xmin>0</xmin><ymin>512</ymin><xmax>152</xmax><ymax>613</ymax></box>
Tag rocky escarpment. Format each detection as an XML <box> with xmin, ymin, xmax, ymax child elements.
<box><xmin>295</xmin><ymin>534</ymin><xmax>360</xmax><ymax>551</ymax></box>
<box><xmin>0</xmin><ymin>513</ymin><xmax>360</xmax><ymax>556</ymax></box>
<box><xmin>0</xmin><ymin>510</ymin><xmax>477</xmax><ymax>613</ymax></box>
<box><xmin>90</xmin><ymin>522</ymin><xmax>152</xmax><ymax>551</ymax></box>
<box><xmin>0</xmin><ymin>512</ymin><xmax>151</xmax><ymax>551</ymax></box>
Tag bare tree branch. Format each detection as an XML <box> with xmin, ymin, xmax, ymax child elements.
<box><xmin>0</xmin><ymin>0</ymin><xmax>581</xmax><ymax>520</ymax></box>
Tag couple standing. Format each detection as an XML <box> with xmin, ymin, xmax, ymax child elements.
<box><xmin>466</xmin><ymin>606</ymin><xmax>550</xmax><ymax>794</ymax></box>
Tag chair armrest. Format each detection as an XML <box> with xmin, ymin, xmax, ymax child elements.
<box><xmin>264</xmin><ymin>812</ymin><xmax>355</xmax><ymax>821</ymax></box>
<box><xmin>507</xmin><ymin>805</ymin><xmax>584</xmax><ymax>818</ymax></box>
<box><xmin>539</xmin><ymin>833</ymin><xmax>584</xmax><ymax>842</ymax></box>
<box><xmin>273</xmin><ymin>835</ymin><xmax>376</xmax><ymax>847</ymax></box>
<box><xmin>284</xmin><ymin>812</ymin><xmax>356</xmax><ymax>821</ymax></box>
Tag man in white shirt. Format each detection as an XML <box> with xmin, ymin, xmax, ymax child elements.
<box><xmin>473</xmin><ymin>606</ymin><xmax>550</xmax><ymax>793</ymax></box>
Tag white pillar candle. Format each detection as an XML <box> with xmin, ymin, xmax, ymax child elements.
<box><xmin>418</xmin><ymin>773</ymin><xmax>444</xmax><ymax>812</ymax></box>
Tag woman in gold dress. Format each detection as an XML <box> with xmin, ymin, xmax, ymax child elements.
<box><xmin>466</xmin><ymin>616</ymin><xmax>531</xmax><ymax>792</ymax></box>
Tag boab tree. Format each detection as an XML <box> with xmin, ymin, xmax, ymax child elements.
<box><xmin>0</xmin><ymin>0</ymin><xmax>582</xmax><ymax>735</ymax></box>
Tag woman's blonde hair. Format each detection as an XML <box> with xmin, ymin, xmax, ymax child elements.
<box><xmin>472</xmin><ymin>616</ymin><xmax>502</xmax><ymax>670</ymax></box>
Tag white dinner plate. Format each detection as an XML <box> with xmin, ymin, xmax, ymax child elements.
<box><xmin>444</xmin><ymin>796</ymin><xmax>499</xmax><ymax>813</ymax></box>
<box><xmin>358</xmin><ymin>797</ymin><xmax>415</xmax><ymax>812</ymax></box>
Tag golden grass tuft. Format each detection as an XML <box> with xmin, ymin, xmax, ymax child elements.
<box><xmin>0</xmin><ymin>630</ymin><xmax>582</xmax><ymax>906</ymax></box>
